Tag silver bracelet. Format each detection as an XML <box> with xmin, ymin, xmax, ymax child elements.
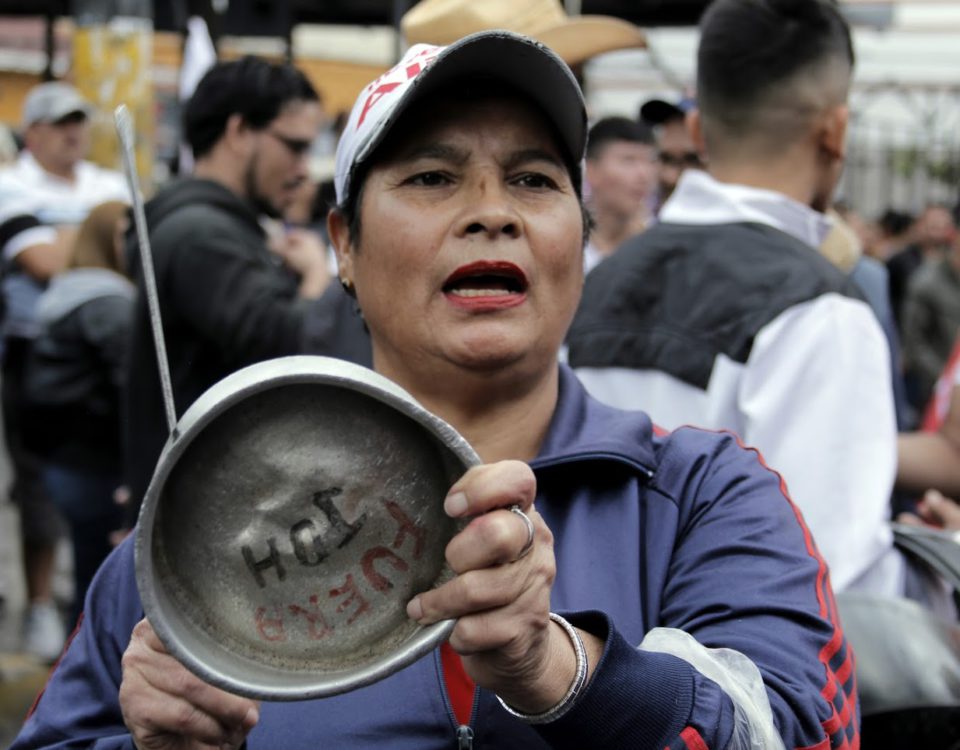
<box><xmin>496</xmin><ymin>613</ymin><xmax>589</xmax><ymax>724</ymax></box>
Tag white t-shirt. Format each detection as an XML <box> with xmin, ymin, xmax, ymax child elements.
<box><xmin>0</xmin><ymin>151</ymin><xmax>129</xmax><ymax>338</ymax></box>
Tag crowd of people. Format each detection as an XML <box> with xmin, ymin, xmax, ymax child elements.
<box><xmin>1</xmin><ymin>0</ymin><xmax>958</xmax><ymax>747</ymax></box>
<box><xmin>0</xmin><ymin>80</ymin><xmax>130</xmax><ymax>662</ymax></box>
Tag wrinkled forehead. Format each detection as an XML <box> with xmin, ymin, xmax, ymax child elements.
<box><xmin>354</xmin><ymin>81</ymin><xmax>580</xmax><ymax>195</ymax></box>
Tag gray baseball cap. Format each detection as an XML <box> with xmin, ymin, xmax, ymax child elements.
<box><xmin>22</xmin><ymin>82</ymin><xmax>93</xmax><ymax>129</ymax></box>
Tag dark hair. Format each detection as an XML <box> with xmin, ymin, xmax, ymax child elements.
<box><xmin>878</xmin><ymin>208</ymin><xmax>913</xmax><ymax>237</ymax></box>
<box><xmin>586</xmin><ymin>117</ymin><xmax>654</xmax><ymax>160</ymax></box>
<box><xmin>697</xmin><ymin>0</ymin><xmax>854</xmax><ymax>146</ymax></box>
<box><xmin>183</xmin><ymin>56</ymin><xmax>319</xmax><ymax>159</ymax></box>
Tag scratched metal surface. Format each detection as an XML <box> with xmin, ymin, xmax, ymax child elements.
<box><xmin>136</xmin><ymin>356</ymin><xmax>479</xmax><ymax>700</ymax></box>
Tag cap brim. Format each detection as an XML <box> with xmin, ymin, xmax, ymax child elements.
<box><xmin>639</xmin><ymin>99</ymin><xmax>685</xmax><ymax>126</ymax></box>
<box><xmin>52</xmin><ymin>105</ymin><xmax>92</xmax><ymax>122</ymax></box>
<box><xmin>353</xmin><ymin>31</ymin><xmax>587</xmax><ymax>188</ymax></box>
<box><xmin>535</xmin><ymin>17</ymin><xmax>646</xmax><ymax>66</ymax></box>
<box><xmin>41</xmin><ymin>99</ymin><xmax>93</xmax><ymax>125</ymax></box>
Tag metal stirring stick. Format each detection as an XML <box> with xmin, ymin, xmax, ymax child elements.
<box><xmin>114</xmin><ymin>104</ymin><xmax>179</xmax><ymax>441</ymax></box>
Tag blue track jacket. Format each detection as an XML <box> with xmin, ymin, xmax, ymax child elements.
<box><xmin>13</xmin><ymin>366</ymin><xmax>858</xmax><ymax>749</ymax></box>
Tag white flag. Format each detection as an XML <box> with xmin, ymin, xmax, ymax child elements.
<box><xmin>178</xmin><ymin>16</ymin><xmax>217</xmax><ymax>174</ymax></box>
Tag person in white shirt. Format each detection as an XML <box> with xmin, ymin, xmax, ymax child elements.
<box><xmin>0</xmin><ymin>81</ymin><xmax>129</xmax><ymax>662</ymax></box>
<box><xmin>568</xmin><ymin>0</ymin><xmax>946</xmax><ymax>610</ymax></box>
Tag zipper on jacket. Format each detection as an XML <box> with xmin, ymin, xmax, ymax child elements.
<box><xmin>448</xmin><ymin>688</ymin><xmax>479</xmax><ymax>748</ymax></box>
<box><xmin>456</xmin><ymin>724</ymin><xmax>474</xmax><ymax>749</ymax></box>
<box><xmin>437</xmin><ymin>647</ymin><xmax>479</xmax><ymax>749</ymax></box>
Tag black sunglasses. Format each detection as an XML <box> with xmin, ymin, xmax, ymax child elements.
<box><xmin>264</xmin><ymin>129</ymin><xmax>312</xmax><ymax>157</ymax></box>
<box><xmin>658</xmin><ymin>151</ymin><xmax>703</xmax><ymax>169</ymax></box>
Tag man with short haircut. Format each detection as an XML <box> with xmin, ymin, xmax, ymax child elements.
<box><xmin>638</xmin><ymin>96</ymin><xmax>702</xmax><ymax>212</ymax></box>
<box><xmin>569</xmin><ymin>0</ymin><xmax>936</xmax><ymax>605</ymax></box>
<box><xmin>123</xmin><ymin>57</ymin><xmax>369</xmax><ymax>523</ymax></box>
<box><xmin>583</xmin><ymin>116</ymin><xmax>655</xmax><ymax>272</ymax></box>
<box><xmin>0</xmin><ymin>81</ymin><xmax>129</xmax><ymax>661</ymax></box>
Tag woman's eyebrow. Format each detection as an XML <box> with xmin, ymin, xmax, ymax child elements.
<box><xmin>393</xmin><ymin>143</ymin><xmax>469</xmax><ymax>166</ymax></box>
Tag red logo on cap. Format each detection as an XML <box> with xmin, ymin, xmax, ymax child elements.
<box><xmin>356</xmin><ymin>47</ymin><xmax>440</xmax><ymax>129</ymax></box>
<box><xmin>357</xmin><ymin>82</ymin><xmax>402</xmax><ymax>128</ymax></box>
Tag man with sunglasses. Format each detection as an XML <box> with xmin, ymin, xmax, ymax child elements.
<box><xmin>638</xmin><ymin>95</ymin><xmax>703</xmax><ymax>213</ymax></box>
<box><xmin>123</xmin><ymin>57</ymin><xmax>370</xmax><ymax>526</ymax></box>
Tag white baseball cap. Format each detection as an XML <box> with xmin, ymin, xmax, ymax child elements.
<box><xmin>334</xmin><ymin>30</ymin><xmax>587</xmax><ymax>205</ymax></box>
<box><xmin>22</xmin><ymin>82</ymin><xmax>93</xmax><ymax>129</ymax></box>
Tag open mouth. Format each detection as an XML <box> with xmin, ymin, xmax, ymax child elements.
<box><xmin>443</xmin><ymin>261</ymin><xmax>528</xmax><ymax>299</ymax></box>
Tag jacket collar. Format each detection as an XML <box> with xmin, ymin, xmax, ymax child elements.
<box><xmin>145</xmin><ymin>178</ymin><xmax>266</xmax><ymax>238</ymax></box>
<box><xmin>659</xmin><ymin>169</ymin><xmax>833</xmax><ymax>250</ymax></box>
<box><xmin>532</xmin><ymin>365</ymin><xmax>656</xmax><ymax>475</ymax></box>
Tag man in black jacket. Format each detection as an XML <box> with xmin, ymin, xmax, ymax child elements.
<box><xmin>124</xmin><ymin>57</ymin><xmax>370</xmax><ymax>520</ymax></box>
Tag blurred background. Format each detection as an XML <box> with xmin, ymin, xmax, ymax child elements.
<box><xmin>0</xmin><ymin>1</ymin><xmax>956</xmax><ymax>214</ymax></box>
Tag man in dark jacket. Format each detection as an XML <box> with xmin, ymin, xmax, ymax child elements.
<box><xmin>124</xmin><ymin>57</ymin><xmax>370</xmax><ymax>520</ymax></box>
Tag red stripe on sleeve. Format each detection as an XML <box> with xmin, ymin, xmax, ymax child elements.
<box><xmin>725</xmin><ymin>434</ymin><xmax>860</xmax><ymax>750</ymax></box>
<box><xmin>680</xmin><ymin>726</ymin><xmax>710</xmax><ymax>750</ymax></box>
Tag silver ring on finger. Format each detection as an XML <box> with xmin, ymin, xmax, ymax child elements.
<box><xmin>509</xmin><ymin>504</ymin><xmax>535</xmax><ymax>561</ymax></box>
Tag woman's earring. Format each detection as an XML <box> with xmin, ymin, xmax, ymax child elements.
<box><xmin>340</xmin><ymin>277</ymin><xmax>353</xmax><ymax>292</ymax></box>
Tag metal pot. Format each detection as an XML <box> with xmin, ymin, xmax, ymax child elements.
<box><xmin>135</xmin><ymin>355</ymin><xmax>479</xmax><ymax>700</ymax></box>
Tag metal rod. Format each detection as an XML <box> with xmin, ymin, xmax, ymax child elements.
<box><xmin>114</xmin><ymin>104</ymin><xmax>180</xmax><ymax>440</ymax></box>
